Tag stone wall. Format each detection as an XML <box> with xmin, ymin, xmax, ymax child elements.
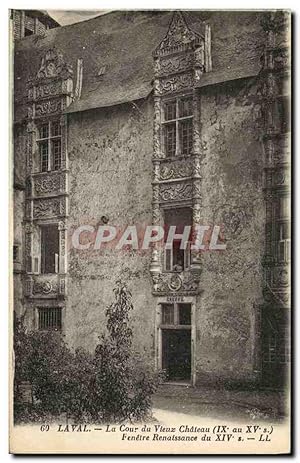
<box><xmin>195</xmin><ymin>78</ymin><xmax>265</xmax><ymax>384</ymax></box>
<box><xmin>66</xmin><ymin>99</ymin><xmax>156</xmax><ymax>357</ymax></box>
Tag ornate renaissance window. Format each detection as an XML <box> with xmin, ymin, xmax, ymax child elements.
<box><xmin>162</xmin><ymin>95</ymin><xmax>193</xmax><ymax>157</ymax></box>
<box><xmin>36</xmin><ymin>120</ymin><xmax>62</xmax><ymax>172</ymax></box>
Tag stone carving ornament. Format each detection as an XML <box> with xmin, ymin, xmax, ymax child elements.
<box><xmin>36</xmin><ymin>48</ymin><xmax>73</xmax><ymax>80</ymax></box>
<box><xmin>157</xmin><ymin>72</ymin><xmax>194</xmax><ymax>95</ymax></box>
<box><xmin>34</xmin><ymin>173</ymin><xmax>62</xmax><ymax>196</ymax></box>
<box><xmin>152</xmin><ymin>271</ymin><xmax>199</xmax><ymax>294</ymax></box>
<box><xmin>159</xmin><ymin>182</ymin><xmax>193</xmax><ymax>202</ymax></box>
<box><xmin>154</xmin><ymin>11</ymin><xmax>202</xmax><ymax>56</ymax></box>
<box><xmin>33</xmin><ymin>198</ymin><xmax>62</xmax><ymax>218</ymax></box>
<box><xmin>159</xmin><ymin>53</ymin><xmax>194</xmax><ymax>76</ymax></box>
<box><xmin>33</xmin><ymin>278</ymin><xmax>58</xmax><ymax>295</ymax></box>
<box><xmin>160</xmin><ymin>159</ymin><xmax>193</xmax><ymax>181</ymax></box>
<box><xmin>35</xmin><ymin>99</ymin><xmax>62</xmax><ymax>117</ymax></box>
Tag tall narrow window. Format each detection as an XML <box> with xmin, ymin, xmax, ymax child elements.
<box><xmin>41</xmin><ymin>224</ymin><xmax>59</xmax><ymax>274</ymax></box>
<box><xmin>37</xmin><ymin>121</ymin><xmax>62</xmax><ymax>172</ymax></box>
<box><xmin>277</xmin><ymin>222</ymin><xmax>290</xmax><ymax>263</ymax></box>
<box><xmin>162</xmin><ymin>96</ymin><xmax>193</xmax><ymax>157</ymax></box>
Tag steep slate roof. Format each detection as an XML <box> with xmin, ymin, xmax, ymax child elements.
<box><xmin>14</xmin><ymin>10</ymin><xmax>265</xmax><ymax>121</ymax></box>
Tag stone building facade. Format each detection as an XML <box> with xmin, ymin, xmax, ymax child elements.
<box><xmin>12</xmin><ymin>11</ymin><xmax>291</xmax><ymax>388</ymax></box>
<box><xmin>12</xmin><ymin>10</ymin><xmax>59</xmax><ymax>40</ymax></box>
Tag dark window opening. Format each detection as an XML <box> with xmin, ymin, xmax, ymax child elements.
<box><xmin>38</xmin><ymin>307</ymin><xmax>62</xmax><ymax>331</ymax></box>
<box><xmin>164</xmin><ymin>208</ymin><xmax>192</xmax><ymax>272</ymax></box>
<box><xmin>41</xmin><ymin>225</ymin><xmax>59</xmax><ymax>274</ymax></box>
<box><xmin>13</xmin><ymin>245</ymin><xmax>19</xmax><ymax>262</ymax></box>
<box><xmin>178</xmin><ymin>304</ymin><xmax>191</xmax><ymax>325</ymax></box>
<box><xmin>24</xmin><ymin>28</ymin><xmax>34</xmax><ymax>37</ymax></box>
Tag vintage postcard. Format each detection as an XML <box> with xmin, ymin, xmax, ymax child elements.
<box><xmin>10</xmin><ymin>9</ymin><xmax>291</xmax><ymax>454</ymax></box>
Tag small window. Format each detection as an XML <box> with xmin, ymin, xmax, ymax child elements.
<box><xmin>277</xmin><ymin>222</ymin><xmax>291</xmax><ymax>263</ymax></box>
<box><xmin>41</xmin><ymin>225</ymin><xmax>59</xmax><ymax>274</ymax></box>
<box><xmin>38</xmin><ymin>307</ymin><xmax>62</xmax><ymax>331</ymax></box>
<box><xmin>162</xmin><ymin>96</ymin><xmax>193</xmax><ymax>157</ymax></box>
<box><xmin>13</xmin><ymin>245</ymin><xmax>19</xmax><ymax>262</ymax></box>
<box><xmin>161</xmin><ymin>303</ymin><xmax>192</xmax><ymax>327</ymax></box>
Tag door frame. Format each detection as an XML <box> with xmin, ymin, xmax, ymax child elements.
<box><xmin>155</xmin><ymin>296</ymin><xmax>196</xmax><ymax>386</ymax></box>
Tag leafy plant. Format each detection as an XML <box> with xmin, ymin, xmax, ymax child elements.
<box><xmin>13</xmin><ymin>282</ymin><xmax>163</xmax><ymax>424</ymax></box>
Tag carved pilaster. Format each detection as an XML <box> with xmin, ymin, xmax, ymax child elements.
<box><xmin>153</xmin><ymin>97</ymin><xmax>162</xmax><ymax>159</ymax></box>
<box><xmin>26</xmin><ymin>122</ymin><xmax>36</xmax><ymax>175</ymax></box>
<box><xmin>58</xmin><ymin>220</ymin><xmax>67</xmax><ymax>274</ymax></box>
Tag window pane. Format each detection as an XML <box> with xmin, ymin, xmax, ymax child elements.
<box><xmin>52</xmin><ymin>121</ymin><xmax>61</xmax><ymax>137</ymax></box>
<box><xmin>179</xmin><ymin>97</ymin><xmax>193</xmax><ymax>117</ymax></box>
<box><xmin>162</xmin><ymin>304</ymin><xmax>174</xmax><ymax>325</ymax></box>
<box><xmin>41</xmin><ymin>225</ymin><xmax>59</xmax><ymax>274</ymax></box>
<box><xmin>178</xmin><ymin>304</ymin><xmax>191</xmax><ymax>325</ymax></box>
<box><xmin>164</xmin><ymin>123</ymin><xmax>176</xmax><ymax>157</ymax></box>
<box><xmin>39</xmin><ymin>124</ymin><xmax>49</xmax><ymax>139</ymax></box>
<box><xmin>52</xmin><ymin>139</ymin><xmax>61</xmax><ymax>170</ymax></box>
<box><xmin>164</xmin><ymin>100</ymin><xmax>176</xmax><ymax>121</ymax></box>
<box><xmin>179</xmin><ymin>119</ymin><xmax>193</xmax><ymax>155</ymax></box>
<box><xmin>38</xmin><ymin>307</ymin><xmax>62</xmax><ymax>331</ymax></box>
<box><xmin>39</xmin><ymin>142</ymin><xmax>49</xmax><ymax>172</ymax></box>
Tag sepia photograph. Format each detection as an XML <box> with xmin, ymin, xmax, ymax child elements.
<box><xmin>9</xmin><ymin>8</ymin><xmax>291</xmax><ymax>454</ymax></box>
